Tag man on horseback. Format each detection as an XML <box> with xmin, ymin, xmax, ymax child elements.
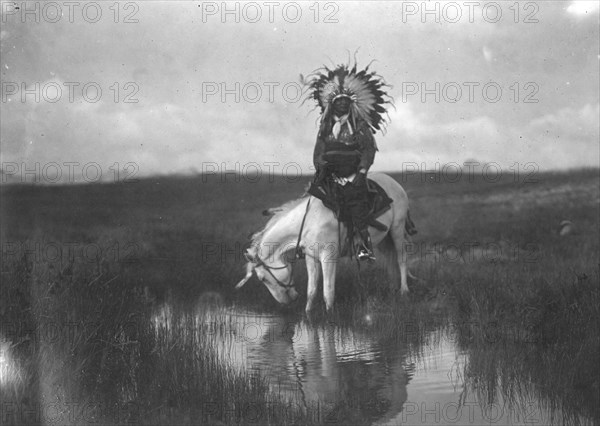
<box><xmin>304</xmin><ymin>60</ymin><xmax>392</xmax><ymax>262</ymax></box>
<box><xmin>313</xmin><ymin>95</ymin><xmax>378</xmax><ymax>261</ymax></box>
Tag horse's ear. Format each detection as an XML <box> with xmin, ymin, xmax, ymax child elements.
<box><xmin>235</xmin><ymin>261</ymin><xmax>254</xmax><ymax>290</ymax></box>
<box><xmin>262</xmin><ymin>207</ymin><xmax>283</xmax><ymax>216</ymax></box>
<box><xmin>235</xmin><ymin>272</ymin><xmax>252</xmax><ymax>289</ymax></box>
<box><xmin>244</xmin><ymin>247</ymin><xmax>259</xmax><ymax>263</ymax></box>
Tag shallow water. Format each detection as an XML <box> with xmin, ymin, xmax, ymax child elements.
<box><xmin>152</xmin><ymin>303</ymin><xmax>592</xmax><ymax>425</ymax></box>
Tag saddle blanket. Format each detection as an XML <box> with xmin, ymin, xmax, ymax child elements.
<box><xmin>308</xmin><ymin>178</ymin><xmax>393</xmax><ymax>231</ymax></box>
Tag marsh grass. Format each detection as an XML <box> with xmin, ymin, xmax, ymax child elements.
<box><xmin>1</xmin><ymin>169</ymin><xmax>598</xmax><ymax>424</ymax></box>
<box><xmin>1</xmin><ymin>254</ymin><xmax>318</xmax><ymax>425</ymax></box>
<box><xmin>139</xmin><ymin>308</ymin><xmax>310</xmax><ymax>425</ymax></box>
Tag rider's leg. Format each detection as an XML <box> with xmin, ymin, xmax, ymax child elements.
<box><xmin>345</xmin><ymin>182</ymin><xmax>375</xmax><ymax>261</ymax></box>
<box><xmin>356</xmin><ymin>222</ymin><xmax>375</xmax><ymax>261</ymax></box>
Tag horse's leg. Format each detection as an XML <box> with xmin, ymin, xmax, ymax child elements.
<box><xmin>305</xmin><ymin>255</ymin><xmax>321</xmax><ymax>314</ymax></box>
<box><xmin>321</xmin><ymin>259</ymin><xmax>337</xmax><ymax>313</ymax></box>
<box><xmin>400</xmin><ymin>257</ymin><xmax>408</xmax><ymax>295</ymax></box>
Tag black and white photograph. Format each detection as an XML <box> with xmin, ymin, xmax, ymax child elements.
<box><xmin>1</xmin><ymin>1</ymin><xmax>599</xmax><ymax>425</ymax></box>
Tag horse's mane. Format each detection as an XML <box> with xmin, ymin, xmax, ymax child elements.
<box><xmin>248</xmin><ymin>196</ymin><xmax>308</xmax><ymax>251</ymax></box>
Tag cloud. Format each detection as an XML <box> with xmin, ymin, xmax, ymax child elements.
<box><xmin>377</xmin><ymin>110</ymin><xmax>506</xmax><ymax>170</ymax></box>
<box><xmin>567</xmin><ymin>1</ymin><xmax>600</xmax><ymax>16</ymax></box>
<box><xmin>527</xmin><ymin>103</ymin><xmax>599</xmax><ymax>139</ymax></box>
<box><xmin>1</xmin><ymin>2</ymin><xmax>598</xmax><ymax>180</ymax></box>
<box><xmin>1</xmin><ymin>76</ymin><xmax>319</xmax><ymax>180</ymax></box>
<box><xmin>373</xmin><ymin>102</ymin><xmax>599</xmax><ymax>171</ymax></box>
<box><xmin>482</xmin><ymin>46</ymin><xmax>494</xmax><ymax>63</ymax></box>
<box><xmin>521</xmin><ymin>103</ymin><xmax>600</xmax><ymax>168</ymax></box>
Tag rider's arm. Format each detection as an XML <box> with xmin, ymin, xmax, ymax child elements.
<box><xmin>357</xmin><ymin>125</ymin><xmax>377</xmax><ymax>173</ymax></box>
<box><xmin>313</xmin><ymin>132</ymin><xmax>327</xmax><ymax>170</ymax></box>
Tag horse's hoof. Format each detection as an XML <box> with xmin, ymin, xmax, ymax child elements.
<box><xmin>392</xmin><ymin>287</ymin><xmax>409</xmax><ymax>298</ymax></box>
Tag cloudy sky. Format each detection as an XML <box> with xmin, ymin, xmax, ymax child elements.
<box><xmin>1</xmin><ymin>1</ymin><xmax>598</xmax><ymax>181</ymax></box>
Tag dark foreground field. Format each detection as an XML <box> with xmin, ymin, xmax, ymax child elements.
<box><xmin>1</xmin><ymin>168</ymin><xmax>599</xmax><ymax>425</ymax></box>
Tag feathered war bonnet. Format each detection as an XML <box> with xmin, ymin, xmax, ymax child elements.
<box><xmin>302</xmin><ymin>58</ymin><xmax>394</xmax><ymax>135</ymax></box>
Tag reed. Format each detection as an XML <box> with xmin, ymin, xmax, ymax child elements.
<box><xmin>1</xmin><ymin>168</ymin><xmax>598</xmax><ymax>424</ymax></box>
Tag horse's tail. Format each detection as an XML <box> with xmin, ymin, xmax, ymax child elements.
<box><xmin>376</xmin><ymin>233</ymin><xmax>400</xmax><ymax>285</ymax></box>
<box><xmin>378</xmin><ymin>215</ymin><xmax>419</xmax><ymax>285</ymax></box>
<box><xmin>405</xmin><ymin>210</ymin><xmax>417</xmax><ymax>236</ymax></box>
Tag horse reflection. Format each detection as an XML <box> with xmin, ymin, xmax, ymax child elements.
<box><xmin>230</xmin><ymin>313</ymin><xmax>411</xmax><ymax>424</ymax></box>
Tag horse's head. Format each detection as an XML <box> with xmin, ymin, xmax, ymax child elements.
<box><xmin>235</xmin><ymin>248</ymin><xmax>299</xmax><ymax>305</ymax></box>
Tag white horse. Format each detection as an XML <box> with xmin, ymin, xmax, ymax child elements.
<box><xmin>236</xmin><ymin>172</ymin><xmax>413</xmax><ymax>313</ymax></box>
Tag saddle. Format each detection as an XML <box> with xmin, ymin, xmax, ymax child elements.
<box><xmin>308</xmin><ymin>178</ymin><xmax>393</xmax><ymax>232</ymax></box>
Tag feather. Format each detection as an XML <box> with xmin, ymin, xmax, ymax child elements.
<box><xmin>302</xmin><ymin>58</ymin><xmax>393</xmax><ymax>134</ymax></box>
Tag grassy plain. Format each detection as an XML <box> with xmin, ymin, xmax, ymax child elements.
<box><xmin>1</xmin><ymin>168</ymin><xmax>598</xmax><ymax>424</ymax></box>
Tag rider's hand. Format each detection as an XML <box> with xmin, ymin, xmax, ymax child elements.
<box><xmin>353</xmin><ymin>170</ymin><xmax>367</xmax><ymax>186</ymax></box>
<box><xmin>315</xmin><ymin>164</ymin><xmax>328</xmax><ymax>184</ymax></box>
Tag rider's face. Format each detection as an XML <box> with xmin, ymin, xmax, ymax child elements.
<box><xmin>333</xmin><ymin>97</ymin><xmax>351</xmax><ymax>116</ymax></box>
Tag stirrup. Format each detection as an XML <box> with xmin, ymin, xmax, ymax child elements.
<box><xmin>357</xmin><ymin>248</ymin><xmax>376</xmax><ymax>262</ymax></box>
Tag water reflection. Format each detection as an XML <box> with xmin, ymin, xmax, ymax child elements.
<box><xmin>152</xmin><ymin>304</ymin><xmax>411</xmax><ymax>424</ymax></box>
<box><xmin>0</xmin><ymin>337</ymin><xmax>22</xmax><ymax>389</ymax></box>
<box><xmin>243</xmin><ymin>318</ymin><xmax>410</xmax><ymax>424</ymax></box>
<box><xmin>151</xmin><ymin>303</ymin><xmax>596</xmax><ymax>425</ymax></box>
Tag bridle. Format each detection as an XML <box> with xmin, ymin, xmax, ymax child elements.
<box><xmin>250</xmin><ymin>254</ymin><xmax>296</xmax><ymax>289</ymax></box>
<box><xmin>246</xmin><ymin>197</ymin><xmax>312</xmax><ymax>291</ymax></box>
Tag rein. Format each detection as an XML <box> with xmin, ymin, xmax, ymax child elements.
<box><xmin>253</xmin><ymin>256</ymin><xmax>295</xmax><ymax>288</ymax></box>
<box><xmin>251</xmin><ymin>197</ymin><xmax>312</xmax><ymax>290</ymax></box>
